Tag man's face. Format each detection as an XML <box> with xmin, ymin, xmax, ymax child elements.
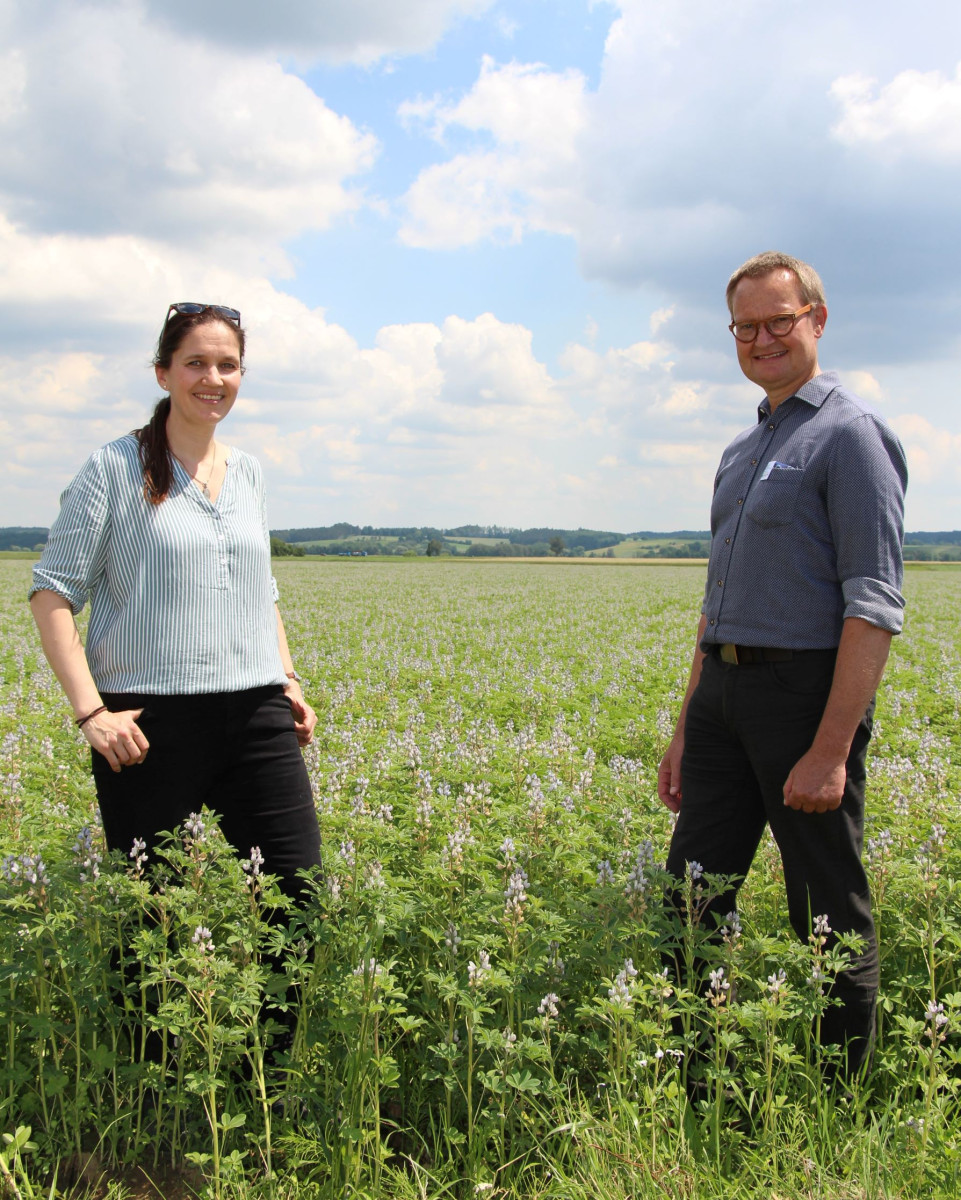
<box><xmin>730</xmin><ymin>269</ymin><xmax>826</xmax><ymax>410</ymax></box>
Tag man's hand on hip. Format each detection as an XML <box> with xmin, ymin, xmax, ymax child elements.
<box><xmin>783</xmin><ymin>748</ymin><xmax>846</xmax><ymax>814</ymax></box>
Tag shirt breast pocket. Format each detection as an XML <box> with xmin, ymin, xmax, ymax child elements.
<box><xmin>748</xmin><ymin>469</ymin><xmax>804</xmax><ymax>530</ymax></box>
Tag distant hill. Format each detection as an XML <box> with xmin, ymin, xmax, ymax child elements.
<box><xmin>900</xmin><ymin>531</ymin><xmax>961</xmax><ymax>545</ymax></box>
<box><xmin>0</xmin><ymin>528</ymin><xmax>48</xmax><ymax>552</ymax></box>
<box><xmin>272</xmin><ymin>525</ymin><xmax>628</xmax><ymax>556</ymax></box>
<box><xmin>7</xmin><ymin>526</ymin><xmax>961</xmax><ymax>561</ymax></box>
<box><xmin>276</xmin><ymin>524</ymin><xmax>627</xmax><ymax>544</ymax></box>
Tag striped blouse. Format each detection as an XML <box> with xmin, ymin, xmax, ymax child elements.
<box><xmin>30</xmin><ymin>434</ymin><xmax>287</xmax><ymax>695</ymax></box>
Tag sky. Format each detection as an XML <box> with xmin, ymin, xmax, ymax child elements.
<box><xmin>2</xmin><ymin>0</ymin><xmax>960</xmax><ymax>533</ymax></box>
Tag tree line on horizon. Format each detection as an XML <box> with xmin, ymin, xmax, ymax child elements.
<box><xmin>4</xmin><ymin>525</ymin><xmax>961</xmax><ymax>560</ymax></box>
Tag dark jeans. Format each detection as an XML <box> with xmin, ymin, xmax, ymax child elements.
<box><xmin>665</xmin><ymin>648</ymin><xmax>878</xmax><ymax>1074</ymax></box>
<box><xmin>93</xmin><ymin>686</ymin><xmax>322</xmax><ymax>900</ymax></box>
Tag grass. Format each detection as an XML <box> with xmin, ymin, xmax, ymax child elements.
<box><xmin>0</xmin><ymin>559</ymin><xmax>959</xmax><ymax>1198</ymax></box>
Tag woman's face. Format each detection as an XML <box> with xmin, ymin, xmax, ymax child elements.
<box><xmin>154</xmin><ymin>321</ymin><xmax>243</xmax><ymax>434</ymax></box>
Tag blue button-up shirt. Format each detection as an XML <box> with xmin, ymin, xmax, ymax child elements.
<box><xmin>701</xmin><ymin>371</ymin><xmax>907</xmax><ymax>650</ymax></box>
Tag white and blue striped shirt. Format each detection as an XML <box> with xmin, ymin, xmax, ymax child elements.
<box><xmin>30</xmin><ymin>434</ymin><xmax>287</xmax><ymax>694</ymax></box>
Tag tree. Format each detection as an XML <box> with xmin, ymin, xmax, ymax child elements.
<box><xmin>549</xmin><ymin>535</ymin><xmax>565</xmax><ymax>557</ymax></box>
<box><xmin>426</xmin><ymin>538</ymin><xmax>444</xmax><ymax>557</ymax></box>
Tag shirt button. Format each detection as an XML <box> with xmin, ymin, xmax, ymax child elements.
<box><xmin>768</xmin><ymin>423</ymin><xmax>775</xmax><ymax>431</ymax></box>
<box><xmin>709</xmin><ymin>619</ymin><xmax>716</xmax><ymax>626</ymax></box>
<box><xmin>717</xmin><ymin>579</ymin><xmax>723</xmax><ymax>586</ymax></box>
<box><xmin>725</xmin><ymin>537</ymin><xmax>731</xmax><ymax>544</ymax></box>
<box><xmin>737</xmin><ymin>498</ymin><xmax>743</xmax><ymax>505</ymax></box>
<box><xmin>751</xmin><ymin>459</ymin><xmax>758</xmax><ymax>466</ymax></box>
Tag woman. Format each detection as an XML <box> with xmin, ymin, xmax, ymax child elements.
<box><xmin>30</xmin><ymin>303</ymin><xmax>321</xmax><ymax>897</ymax></box>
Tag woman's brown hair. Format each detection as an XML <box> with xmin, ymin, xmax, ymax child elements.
<box><xmin>136</xmin><ymin>308</ymin><xmax>246</xmax><ymax>504</ymax></box>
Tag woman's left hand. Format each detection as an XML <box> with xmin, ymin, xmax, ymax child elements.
<box><xmin>284</xmin><ymin>679</ymin><xmax>317</xmax><ymax>747</ymax></box>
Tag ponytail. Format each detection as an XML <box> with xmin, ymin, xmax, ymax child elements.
<box><xmin>135</xmin><ymin>397</ymin><xmax>173</xmax><ymax>505</ymax></box>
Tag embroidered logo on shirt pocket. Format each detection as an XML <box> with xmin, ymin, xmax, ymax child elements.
<box><xmin>747</xmin><ymin>468</ymin><xmax>804</xmax><ymax>529</ymax></box>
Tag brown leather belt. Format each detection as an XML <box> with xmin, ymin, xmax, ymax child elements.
<box><xmin>716</xmin><ymin>644</ymin><xmax>794</xmax><ymax>665</ymax></box>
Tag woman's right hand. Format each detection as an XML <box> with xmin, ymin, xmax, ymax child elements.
<box><xmin>82</xmin><ymin>708</ymin><xmax>150</xmax><ymax>772</ymax></box>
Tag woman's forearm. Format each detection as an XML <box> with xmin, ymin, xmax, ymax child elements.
<box><xmin>30</xmin><ymin>589</ymin><xmax>103</xmax><ymax>718</ymax></box>
<box><xmin>275</xmin><ymin>604</ymin><xmax>297</xmax><ymax>676</ymax></box>
<box><xmin>31</xmin><ymin>588</ymin><xmax>150</xmax><ymax>770</ymax></box>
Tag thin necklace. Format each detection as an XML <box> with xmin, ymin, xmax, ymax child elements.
<box><xmin>172</xmin><ymin>448</ymin><xmax>216</xmax><ymax>499</ymax></box>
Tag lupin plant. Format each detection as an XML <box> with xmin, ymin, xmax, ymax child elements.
<box><xmin>0</xmin><ymin>558</ymin><xmax>960</xmax><ymax>1198</ymax></box>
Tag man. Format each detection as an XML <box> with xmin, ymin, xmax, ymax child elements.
<box><xmin>657</xmin><ymin>251</ymin><xmax>907</xmax><ymax>1076</ymax></box>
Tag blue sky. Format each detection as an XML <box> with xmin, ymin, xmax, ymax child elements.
<box><xmin>2</xmin><ymin>0</ymin><xmax>960</xmax><ymax>531</ymax></box>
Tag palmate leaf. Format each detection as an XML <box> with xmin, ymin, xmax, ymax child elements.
<box><xmin>505</xmin><ymin>1069</ymin><xmax>542</xmax><ymax>1094</ymax></box>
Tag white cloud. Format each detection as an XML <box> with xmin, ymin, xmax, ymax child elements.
<box><xmin>0</xmin><ymin>261</ymin><xmax>736</xmax><ymax>530</ymax></box>
<box><xmin>496</xmin><ymin>14</ymin><xmax>519</xmax><ymax>40</ymax></box>
<box><xmin>831</xmin><ymin>64</ymin><xmax>961</xmax><ymax>160</ymax></box>
<box><xmin>635</xmin><ymin>441</ymin><xmax>718</xmax><ymax>467</ymax></box>
<box><xmin>890</xmin><ymin>414</ymin><xmax>961</xmax><ymax>487</ymax></box>
<box><xmin>652</xmin><ymin>383</ymin><xmax>707</xmax><ymax>417</ymax></box>
<box><xmin>400</xmin><ymin>152</ymin><xmax>533</xmax><ymax>248</ymax></box>
<box><xmin>5</xmin><ymin>0</ymin><xmax>961</xmax><ymax>532</ymax></box>
<box><xmin>417</xmin><ymin>55</ymin><xmax>587</xmax><ymax>151</ymax></box>
<box><xmin>843</xmin><ymin>371</ymin><xmax>883</xmax><ymax>403</ymax></box>
<box><xmin>558</xmin><ymin>338</ymin><xmax>674</xmax><ymax>412</ymax></box>
<box><xmin>394</xmin><ymin>0</ymin><xmax>961</xmax><ymax>357</ymax></box>
<box><xmin>0</xmin><ymin>217</ymin><xmax>329</xmax><ymax>342</ymax></box>
<box><xmin>0</xmin><ymin>353</ymin><xmax>104</xmax><ymax>415</ymax></box>
<box><xmin>138</xmin><ymin>0</ymin><xmax>495</xmax><ymax>65</ymax></box>
<box><xmin>650</xmin><ymin>306</ymin><xmax>675</xmax><ymax>335</ymax></box>
<box><xmin>399</xmin><ymin>56</ymin><xmax>588</xmax><ymax>247</ymax></box>
<box><xmin>0</xmin><ymin>3</ymin><xmax>376</xmax><ymax>246</ymax></box>
<box><xmin>436</xmin><ymin>313</ymin><xmax>555</xmax><ymax>411</ymax></box>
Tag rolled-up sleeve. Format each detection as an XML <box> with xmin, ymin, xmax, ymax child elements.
<box><xmin>29</xmin><ymin>453</ymin><xmax>111</xmax><ymax>613</ymax></box>
<box><xmin>829</xmin><ymin>415</ymin><xmax>907</xmax><ymax>634</ymax></box>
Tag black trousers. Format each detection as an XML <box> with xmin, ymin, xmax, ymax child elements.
<box><xmin>93</xmin><ymin>686</ymin><xmax>322</xmax><ymax>900</ymax></box>
<box><xmin>665</xmin><ymin>648</ymin><xmax>878</xmax><ymax>1073</ymax></box>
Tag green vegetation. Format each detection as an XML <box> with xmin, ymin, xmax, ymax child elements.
<box><xmin>0</xmin><ymin>527</ymin><xmax>46</xmax><ymax>552</ymax></box>
<box><xmin>269</xmin><ymin>525</ymin><xmax>629</xmax><ymax>557</ymax></box>
<box><xmin>10</xmin><ymin>525</ymin><xmax>961</xmax><ymax>561</ymax></box>
<box><xmin>902</xmin><ymin>533</ymin><xmax>961</xmax><ymax>563</ymax></box>
<box><xmin>1</xmin><ymin>560</ymin><xmax>960</xmax><ymax>1198</ymax></box>
<box><xmin>269</xmin><ymin>537</ymin><xmax>305</xmax><ymax>557</ymax></box>
<box><xmin>585</xmin><ymin>536</ymin><xmax>712</xmax><ymax>559</ymax></box>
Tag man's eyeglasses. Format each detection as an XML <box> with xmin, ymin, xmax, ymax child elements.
<box><xmin>728</xmin><ymin>303</ymin><xmax>813</xmax><ymax>343</ymax></box>
<box><xmin>163</xmin><ymin>302</ymin><xmax>242</xmax><ymax>331</ymax></box>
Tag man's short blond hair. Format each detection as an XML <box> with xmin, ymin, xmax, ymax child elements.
<box><xmin>726</xmin><ymin>251</ymin><xmax>826</xmax><ymax>316</ymax></box>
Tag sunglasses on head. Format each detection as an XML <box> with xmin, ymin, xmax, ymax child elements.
<box><xmin>163</xmin><ymin>302</ymin><xmax>241</xmax><ymax>331</ymax></box>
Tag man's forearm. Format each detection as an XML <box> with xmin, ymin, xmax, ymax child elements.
<box><xmin>810</xmin><ymin>616</ymin><xmax>893</xmax><ymax>762</ymax></box>
<box><xmin>782</xmin><ymin>616</ymin><xmax>892</xmax><ymax>813</ymax></box>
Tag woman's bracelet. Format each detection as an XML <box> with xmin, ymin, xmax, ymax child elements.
<box><xmin>76</xmin><ymin>704</ymin><xmax>108</xmax><ymax>729</ymax></box>
<box><xmin>285</xmin><ymin>671</ymin><xmax>301</xmax><ymax>683</ymax></box>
